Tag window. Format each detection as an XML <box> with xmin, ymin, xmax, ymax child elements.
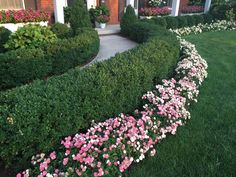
<box><xmin>0</xmin><ymin>0</ymin><xmax>25</xmax><ymax>10</ymax></box>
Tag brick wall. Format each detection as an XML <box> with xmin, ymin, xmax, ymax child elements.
<box><xmin>37</xmin><ymin>0</ymin><xmax>54</xmax><ymax>23</ymax></box>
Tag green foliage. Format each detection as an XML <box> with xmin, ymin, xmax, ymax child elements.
<box><xmin>185</xmin><ymin>15</ymin><xmax>196</xmax><ymax>26</ymax></box>
<box><xmin>0</xmin><ymin>27</ymin><xmax>11</xmax><ymax>53</ymax></box>
<box><xmin>0</xmin><ymin>29</ymin><xmax>99</xmax><ymax>90</ymax></box>
<box><xmin>176</xmin><ymin>16</ymin><xmax>188</xmax><ymax>28</ymax></box>
<box><xmin>4</xmin><ymin>25</ymin><xmax>57</xmax><ymax>50</ymax></box>
<box><xmin>209</xmin><ymin>2</ymin><xmax>236</xmax><ymax>20</ymax></box>
<box><xmin>120</xmin><ymin>5</ymin><xmax>138</xmax><ymax>36</ymax></box>
<box><xmin>193</xmin><ymin>14</ymin><xmax>204</xmax><ymax>25</ymax></box>
<box><xmin>89</xmin><ymin>4</ymin><xmax>110</xmax><ymax>24</ymax></box>
<box><xmin>153</xmin><ymin>17</ymin><xmax>167</xmax><ymax>28</ymax></box>
<box><xmin>203</xmin><ymin>13</ymin><xmax>214</xmax><ymax>23</ymax></box>
<box><xmin>0</xmin><ymin>20</ymin><xmax>179</xmax><ymax>172</ymax></box>
<box><xmin>69</xmin><ymin>0</ymin><xmax>92</xmax><ymax>33</ymax></box>
<box><xmin>50</xmin><ymin>23</ymin><xmax>72</xmax><ymax>38</ymax></box>
<box><xmin>165</xmin><ymin>16</ymin><xmax>179</xmax><ymax>29</ymax></box>
<box><xmin>225</xmin><ymin>8</ymin><xmax>235</xmax><ymax>21</ymax></box>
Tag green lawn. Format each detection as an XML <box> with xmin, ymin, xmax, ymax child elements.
<box><xmin>127</xmin><ymin>31</ymin><xmax>236</xmax><ymax>177</ymax></box>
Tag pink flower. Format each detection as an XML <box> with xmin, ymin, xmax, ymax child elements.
<box><xmin>102</xmin><ymin>154</ymin><xmax>109</xmax><ymax>159</ymax></box>
<box><xmin>62</xmin><ymin>158</ymin><xmax>69</xmax><ymax>166</ymax></box>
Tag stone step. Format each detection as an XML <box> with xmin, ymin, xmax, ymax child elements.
<box><xmin>96</xmin><ymin>24</ymin><xmax>121</xmax><ymax>36</ymax></box>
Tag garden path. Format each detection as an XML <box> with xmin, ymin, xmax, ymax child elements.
<box><xmin>86</xmin><ymin>35</ymin><xmax>137</xmax><ymax>66</ymax></box>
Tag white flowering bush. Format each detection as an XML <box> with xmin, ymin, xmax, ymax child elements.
<box><xmin>170</xmin><ymin>20</ymin><xmax>236</xmax><ymax>36</ymax></box>
<box><xmin>16</xmin><ymin>39</ymin><xmax>208</xmax><ymax>177</ymax></box>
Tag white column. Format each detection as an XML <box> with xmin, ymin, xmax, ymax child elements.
<box><xmin>87</xmin><ymin>0</ymin><xmax>97</xmax><ymax>9</ymax></box>
<box><xmin>204</xmin><ymin>0</ymin><xmax>212</xmax><ymax>13</ymax></box>
<box><xmin>171</xmin><ymin>0</ymin><xmax>180</xmax><ymax>16</ymax></box>
<box><xmin>54</xmin><ymin>0</ymin><xmax>67</xmax><ymax>24</ymax></box>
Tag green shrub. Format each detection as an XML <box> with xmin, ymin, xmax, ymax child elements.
<box><xmin>0</xmin><ymin>22</ymin><xmax>179</xmax><ymax>172</ymax></box>
<box><xmin>165</xmin><ymin>16</ymin><xmax>178</xmax><ymax>29</ymax></box>
<box><xmin>50</xmin><ymin>23</ymin><xmax>72</xmax><ymax>38</ymax></box>
<box><xmin>176</xmin><ymin>16</ymin><xmax>188</xmax><ymax>28</ymax></box>
<box><xmin>153</xmin><ymin>17</ymin><xmax>167</xmax><ymax>28</ymax></box>
<box><xmin>203</xmin><ymin>13</ymin><xmax>214</xmax><ymax>23</ymax></box>
<box><xmin>4</xmin><ymin>25</ymin><xmax>57</xmax><ymax>50</ymax></box>
<box><xmin>120</xmin><ymin>5</ymin><xmax>137</xmax><ymax>36</ymax></box>
<box><xmin>193</xmin><ymin>15</ymin><xmax>204</xmax><ymax>25</ymax></box>
<box><xmin>0</xmin><ymin>48</ymin><xmax>50</xmax><ymax>89</ymax></box>
<box><xmin>0</xmin><ymin>29</ymin><xmax>99</xmax><ymax>90</ymax></box>
<box><xmin>0</xmin><ymin>27</ymin><xmax>11</xmax><ymax>53</ymax></box>
<box><xmin>210</xmin><ymin>4</ymin><xmax>231</xmax><ymax>20</ymax></box>
<box><xmin>185</xmin><ymin>15</ymin><xmax>196</xmax><ymax>26</ymax></box>
<box><xmin>69</xmin><ymin>0</ymin><xmax>92</xmax><ymax>33</ymax></box>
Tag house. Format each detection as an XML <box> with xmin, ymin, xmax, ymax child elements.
<box><xmin>0</xmin><ymin>0</ymin><xmax>211</xmax><ymax>24</ymax></box>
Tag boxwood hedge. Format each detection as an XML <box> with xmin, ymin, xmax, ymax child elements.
<box><xmin>0</xmin><ymin>29</ymin><xmax>99</xmax><ymax>90</ymax></box>
<box><xmin>0</xmin><ymin>21</ymin><xmax>180</xmax><ymax>171</ymax></box>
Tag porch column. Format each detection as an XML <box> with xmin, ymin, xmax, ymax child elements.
<box><xmin>53</xmin><ymin>0</ymin><xmax>67</xmax><ymax>24</ymax></box>
<box><xmin>87</xmin><ymin>0</ymin><xmax>97</xmax><ymax>9</ymax></box>
<box><xmin>204</xmin><ymin>0</ymin><xmax>212</xmax><ymax>13</ymax></box>
<box><xmin>171</xmin><ymin>0</ymin><xmax>180</xmax><ymax>16</ymax></box>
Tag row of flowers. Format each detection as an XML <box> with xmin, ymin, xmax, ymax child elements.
<box><xmin>170</xmin><ymin>20</ymin><xmax>236</xmax><ymax>36</ymax></box>
<box><xmin>139</xmin><ymin>6</ymin><xmax>171</xmax><ymax>16</ymax></box>
<box><xmin>16</xmin><ymin>36</ymin><xmax>208</xmax><ymax>176</ymax></box>
<box><xmin>181</xmin><ymin>5</ymin><xmax>204</xmax><ymax>14</ymax></box>
<box><xmin>0</xmin><ymin>9</ymin><xmax>49</xmax><ymax>24</ymax></box>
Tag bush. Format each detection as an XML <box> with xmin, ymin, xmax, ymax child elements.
<box><xmin>203</xmin><ymin>13</ymin><xmax>214</xmax><ymax>23</ymax></box>
<box><xmin>185</xmin><ymin>15</ymin><xmax>196</xmax><ymax>26</ymax></box>
<box><xmin>152</xmin><ymin>17</ymin><xmax>167</xmax><ymax>28</ymax></box>
<box><xmin>50</xmin><ymin>23</ymin><xmax>72</xmax><ymax>38</ymax></box>
<box><xmin>176</xmin><ymin>16</ymin><xmax>188</xmax><ymax>28</ymax></box>
<box><xmin>120</xmin><ymin>5</ymin><xmax>137</xmax><ymax>36</ymax></box>
<box><xmin>0</xmin><ymin>29</ymin><xmax>99</xmax><ymax>90</ymax></box>
<box><xmin>193</xmin><ymin>15</ymin><xmax>204</xmax><ymax>25</ymax></box>
<box><xmin>89</xmin><ymin>4</ymin><xmax>110</xmax><ymax>24</ymax></box>
<box><xmin>210</xmin><ymin>4</ymin><xmax>231</xmax><ymax>20</ymax></box>
<box><xmin>0</xmin><ymin>27</ymin><xmax>11</xmax><ymax>53</ymax></box>
<box><xmin>69</xmin><ymin>0</ymin><xmax>92</xmax><ymax>32</ymax></box>
<box><xmin>0</xmin><ymin>22</ymin><xmax>179</xmax><ymax>172</ymax></box>
<box><xmin>4</xmin><ymin>25</ymin><xmax>57</xmax><ymax>50</ymax></box>
<box><xmin>165</xmin><ymin>16</ymin><xmax>179</xmax><ymax>29</ymax></box>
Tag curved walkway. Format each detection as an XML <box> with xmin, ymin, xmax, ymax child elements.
<box><xmin>86</xmin><ymin>35</ymin><xmax>137</xmax><ymax>66</ymax></box>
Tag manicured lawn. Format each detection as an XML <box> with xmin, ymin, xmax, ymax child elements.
<box><xmin>127</xmin><ymin>31</ymin><xmax>236</xmax><ymax>177</ymax></box>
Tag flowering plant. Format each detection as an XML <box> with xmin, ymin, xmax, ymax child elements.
<box><xmin>139</xmin><ymin>7</ymin><xmax>171</xmax><ymax>16</ymax></box>
<box><xmin>148</xmin><ymin>0</ymin><xmax>167</xmax><ymax>7</ymax></box>
<box><xmin>170</xmin><ymin>20</ymin><xmax>236</xmax><ymax>36</ymax></box>
<box><xmin>0</xmin><ymin>9</ymin><xmax>49</xmax><ymax>24</ymax></box>
<box><xmin>96</xmin><ymin>15</ymin><xmax>110</xmax><ymax>23</ymax></box>
<box><xmin>181</xmin><ymin>5</ymin><xmax>204</xmax><ymax>14</ymax></box>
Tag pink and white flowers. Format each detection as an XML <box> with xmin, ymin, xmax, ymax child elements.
<box><xmin>16</xmin><ymin>39</ymin><xmax>208</xmax><ymax>177</ymax></box>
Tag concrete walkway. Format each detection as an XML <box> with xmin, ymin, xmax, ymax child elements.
<box><xmin>88</xmin><ymin>35</ymin><xmax>137</xmax><ymax>66</ymax></box>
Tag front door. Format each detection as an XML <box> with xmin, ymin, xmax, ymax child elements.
<box><xmin>106</xmin><ymin>0</ymin><xmax>119</xmax><ymax>24</ymax></box>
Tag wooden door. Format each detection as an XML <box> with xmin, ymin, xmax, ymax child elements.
<box><xmin>106</xmin><ymin>0</ymin><xmax>119</xmax><ymax>24</ymax></box>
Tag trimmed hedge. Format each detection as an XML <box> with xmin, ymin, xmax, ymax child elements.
<box><xmin>0</xmin><ymin>20</ymin><xmax>179</xmax><ymax>172</ymax></box>
<box><xmin>0</xmin><ymin>29</ymin><xmax>99</xmax><ymax>90</ymax></box>
<box><xmin>0</xmin><ymin>27</ymin><xmax>11</xmax><ymax>53</ymax></box>
<box><xmin>151</xmin><ymin>14</ymin><xmax>211</xmax><ymax>29</ymax></box>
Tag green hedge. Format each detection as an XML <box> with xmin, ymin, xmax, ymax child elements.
<box><xmin>0</xmin><ymin>21</ymin><xmax>179</xmax><ymax>171</ymax></box>
<box><xmin>150</xmin><ymin>14</ymin><xmax>213</xmax><ymax>29</ymax></box>
<box><xmin>0</xmin><ymin>29</ymin><xmax>99</xmax><ymax>90</ymax></box>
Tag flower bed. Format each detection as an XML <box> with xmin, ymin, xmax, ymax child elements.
<box><xmin>181</xmin><ymin>5</ymin><xmax>204</xmax><ymax>14</ymax></box>
<box><xmin>0</xmin><ymin>9</ymin><xmax>49</xmax><ymax>24</ymax></box>
<box><xmin>139</xmin><ymin>6</ymin><xmax>171</xmax><ymax>17</ymax></box>
<box><xmin>16</xmin><ymin>39</ymin><xmax>208</xmax><ymax>177</ymax></box>
<box><xmin>170</xmin><ymin>20</ymin><xmax>236</xmax><ymax>36</ymax></box>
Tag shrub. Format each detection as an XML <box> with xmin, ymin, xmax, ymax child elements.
<box><xmin>4</xmin><ymin>25</ymin><xmax>57</xmax><ymax>50</ymax></box>
<box><xmin>120</xmin><ymin>5</ymin><xmax>137</xmax><ymax>36</ymax></box>
<box><xmin>89</xmin><ymin>4</ymin><xmax>110</xmax><ymax>24</ymax></box>
<box><xmin>0</xmin><ymin>27</ymin><xmax>11</xmax><ymax>53</ymax></box>
<box><xmin>203</xmin><ymin>13</ymin><xmax>214</xmax><ymax>23</ymax></box>
<box><xmin>153</xmin><ymin>17</ymin><xmax>167</xmax><ymax>28</ymax></box>
<box><xmin>193</xmin><ymin>15</ymin><xmax>204</xmax><ymax>25</ymax></box>
<box><xmin>165</xmin><ymin>16</ymin><xmax>178</xmax><ymax>29</ymax></box>
<box><xmin>50</xmin><ymin>23</ymin><xmax>72</xmax><ymax>38</ymax></box>
<box><xmin>69</xmin><ymin>0</ymin><xmax>92</xmax><ymax>32</ymax></box>
<box><xmin>176</xmin><ymin>16</ymin><xmax>188</xmax><ymax>28</ymax></box>
<box><xmin>0</xmin><ymin>22</ymin><xmax>179</xmax><ymax>172</ymax></box>
<box><xmin>0</xmin><ymin>29</ymin><xmax>99</xmax><ymax>90</ymax></box>
<box><xmin>185</xmin><ymin>15</ymin><xmax>196</xmax><ymax>26</ymax></box>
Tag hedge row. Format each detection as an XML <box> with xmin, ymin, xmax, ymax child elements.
<box><xmin>144</xmin><ymin>14</ymin><xmax>214</xmax><ymax>29</ymax></box>
<box><xmin>0</xmin><ymin>29</ymin><xmax>99</xmax><ymax>90</ymax></box>
<box><xmin>0</xmin><ymin>19</ymin><xmax>180</xmax><ymax>172</ymax></box>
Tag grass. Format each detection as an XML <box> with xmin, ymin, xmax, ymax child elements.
<box><xmin>127</xmin><ymin>31</ymin><xmax>236</xmax><ymax>177</ymax></box>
